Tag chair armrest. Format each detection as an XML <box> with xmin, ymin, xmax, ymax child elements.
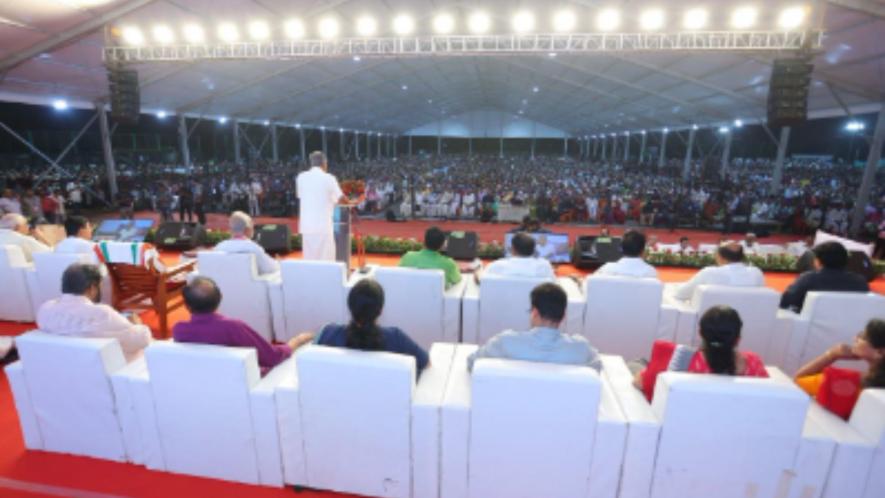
<box><xmin>672</xmin><ymin>301</ymin><xmax>699</xmax><ymax>346</ymax></box>
<box><xmin>440</xmin><ymin>344</ymin><xmax>478</xmax><ymax>498</ymax></box>
<box><xmin>657</xmin><ymin>304</ymin><xmax>679</xmax><ymax>342</ymax></box>
<box><xmin>443</xmin><ymin>279</ymin><xmax>467</xmax><ymax>343</ymax></box>
<box><xmin>274</xmin><ymin>358</ymin><xmax>307</xmax><ymax>486</ymax></box>
<box><xmin>109</xmin><ymin>358</ymin><xmax>165</xmax><ymax>470</ymax></box>
<box><xmin>806</xmin><ymin>402</ymin><xmax>876</xmax><ymax>498</ymax></box>
<box><xmin>4</xmin><ymin>361</ymin><xmax>44</xmax><ymax>450</ymax></box>
<box><xmin>556</xmin><ymin>276</ymin><xmax>585</xmax><ymax>337</ymax></box>
<box><xmin>777</xmin><ymin>309</ymin><xmax>810</xmax><ymax>375</ymax></box>
<box><xmin>266</xmin><ymin>278</ymin><xmax>286</xmax><ymax>342</ymax></box>
<box><xmin>590</xmin><ymin>375</ymin><xmax>628</xmax><ymax>498</ymax></box>
<box><xmin>164</xmin><ymin>260</ymin><xmax>197</xmax><ymax>279</ymax></box>
<box><xmin>767</xmin><ymin>314</ymin><xmax>795</xmax><ymax>371</ymax></box>
<box><xmin>460</xmin><ymin>278</ymin><xmax>480</xmax><ymax>344</ymax></box>
<box><xmin>110</xmin><ymin>358</ymin><xmax>149</xmax><ymax>464</ymax></box>
<box><xmin>413</xmin><ymin>343</ymin><xmax>457</xmax><ymax>498</ymax></box>
<box><xmin>250</xmin><ymin>356</ymin><xmax>296</xmax><ymax>487</ymax></box>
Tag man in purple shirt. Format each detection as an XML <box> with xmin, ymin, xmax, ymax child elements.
<box><xmin>173</xmin><ymin>276</ymin><xmax>313</xmax><ymax>375</ymax></box>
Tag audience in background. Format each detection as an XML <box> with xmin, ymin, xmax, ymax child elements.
<box><xmin>667</xmin><ymin>242</ymin><xmax>765</xmax><ymax>302</ymax></box>
<box><xmin>214</xmin><ymin>211</ymin><xmax>279</xmax><ymax>276</ymax></box>
<box><xmin>468</xmin><ymin>282</ymin><xmax>601</xmax><ymax>371</ymax></box>
<box><xmin>780</xmin><ymin>241</ymin><xmax>870</xmax><ymax>312</ymax></box>
<box><xmin>480</xmin><ymin>232</ymin><xmax>555</xmax><ymax>280</ymax></box>
<box><xmin>0</xmin><ymin>188</ymin><xmax>21</xmax><ymax>215</ymax></box>
<box><xmin>37</xmin><ymin>263</ymin><xmax>151</xmax><ymax>361</ymax></box>
<box><xmin>314</xmin><ymin>279</ymin><xmax>429</xmax><ymax>373</ymax></box>
<box><xmin>398</xmin><ymin>226</ymin><xmax>462</xmax><ymax>288</ymax></box>
<box><xmin>595</xmin><ymin>229</ymin><xmax>658</xmax><ymax>279</ymax></box>
<box><xmin>54</xmin><ymin>215</ymin><xmax>97</xmax><ymax>261</ymax></box>
<box><xmin>0</xmin><ymin>213</ymin><xmax>50</xmax><ymax>262</ymax></box>
<box><xmin>173</xmin><ymin>276</ymin><xmax>311</xmax><ymax>375</ymax></box>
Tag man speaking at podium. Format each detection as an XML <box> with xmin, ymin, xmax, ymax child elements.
<box><xmin>296</xmin><ymin>151</ymin><xmax>361</xmax><ymax>261</ymax></box>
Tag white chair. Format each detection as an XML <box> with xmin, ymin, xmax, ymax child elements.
<box><xmin>440</xmin><ymin>344</ymin><xmax>627</xmax><ymax>498</ymax></box>
<box><xmin>196</xmin><ymin>251</ymin><xmax>278</xmax><ymax>342</ymax></box>
<box><xmin>849</xmin><ymin>389</ymin><xmax>885</xmax><ymax>498</ymax></box>
<box><xmin>5</xmin><ymin>331</ymin><xmax>130</xmax><ymax>462</ymax></box>
<box><xmin>276</xmin><ymin>259</ymin><xmax>351</xmax><ymax>341</ymax></box>
<box><xmin>0</xmin><ymin>245</ymin><xmax>36</xmax><ymax>322</ymax></box>
<box><xmin>372</xmin><ymin>267</ymin><xmax>465</xmax><ymax>350</ymax></box>
<box><xmin>275</xmin><ymin>343</ymin><xmax>456</xmax><ymax>498</ymax></box>
<box><xmin>25</xmin><ymin>251</ymin><xmax>109</xmax><ymax>316</ymax></box>
<box><xmin>671</xmin><ymin>285</ymin><xmax>789</xmax><ymax>366</ymax></box>
<box><xmin>781</xmin><ymin>292</ymin><xmax>885</xmax><ymax>374</ymax></box>
<box><xmin>648</xmin><ymin>372</ymin><xmax>810</xmax><ymax>498</ymax></box>
<box><xmin>582</xmin><ymin>276</ymin><xmax>674</xmax><ymax>361</ymax></box>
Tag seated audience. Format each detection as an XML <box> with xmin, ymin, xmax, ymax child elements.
<box><xmin>481</xmin><ymin>232</ymin><xmax>555</xmax><ymax>280</ymax></box>
<box><xmin>37</xmin><ymin>263</ymin><xmax>151</xmax><ymax>361</ymax></box>
<box><xmin>741</xmin><ymin>232</ymin><xmax>759</xmax><ymax>254</ymax></box>
<box><xmin>398</xmin><ymin>226</ymin><xmax>462</xmax><ymax>288</ymax></box>
<box><xmin>315</xmin><ymin>278</ymin><xmax>429</xmax><ymax>372</ymax></box>
<box><xmin>595</xmin><ymin>229</ymin><xmax>658</xmax><ymax>279</ymax></box>
<box><xmin>669</xmin><ymin>242</ymin><xmax>764</xmax><ymax>302</ymax></box>
<box><xmin>467</xmin><ymin>282</ymin><xmax>601</xmax><ymax>371</ymax></box>
<box><xmin>173</xmin><ymin>276</ymin><xmax>311</xmax><ymax>375</ymax></box>
<box><xmin>780</xmin><ymin>241</ymin><xmax>870</xmax><ymax>313</ymax></box>
<box><xmin>633</xmin><ymin>305</ymin><xmax>768</xmax><ymax>401</ymax></box>
<box><xmin>0</xmin><ymin>189</ymin><xmax>21</xmax><ymax>215</ymax></box>
<box><xmin>793</xmin><ymin>319</ymin><xmax>885</xmax><ymax>419</ymax></box>
<box><xmin>214</xmin><ymin>211</ymin><xmax>279</xmax><ymax>276</ymax></box>
<box><xmin>54</xmin><ymin>215</ymin><xmax>97</xmax><ymax>260</ymax></box>
<box><xmin>678</xmin><ymin>236</ymin><xmax>694</xmax><ymax>254</ymax></box>
<box><xmin>0</xmin><ymin>213</ymin><xmax>50</xmax><ymax>262</ymax></box>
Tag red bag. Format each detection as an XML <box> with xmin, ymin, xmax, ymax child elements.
<box><xmin>816</xmin><ymin>366</ymin><xmax>862</xmax><ymax>420</ymax></box>
<box><xmin>641</xmin><ymin>340</ymin><xmax>677</xmax><ymax>401</ymax></box>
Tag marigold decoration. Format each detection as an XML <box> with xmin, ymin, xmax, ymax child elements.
<box><xmin>340</xmin><ymin>180</ymin><xmax>366</xmax><ymax>200</ymax></box>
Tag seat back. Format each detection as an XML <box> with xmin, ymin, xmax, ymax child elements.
<box><xmin>468</xmin><ymin>359</ymin><xmax>601</xmax><ymax>498</ymax></box>
<box><xmin>849</xmin><ymin>389</ymin><xmax>885</xmax><ymax>498</ymax></box>
<box><xmin>691</xmin><ymin>285</ymin><xmax>780</xmax><ymax>361</ymax></box>
<box><xmin>583</xmin><ymin>275</ymin><xmax>663</xmax><ymax>360</ymax></box>
<box><xmin>296</xmin><ymin>345</ymin><xmax>415</xmax><ymax>498</ymax></box>
<box><xmin>145</xmin><ymin>341</ymin><xmax>262</xmax><ymax>484</ymax></box>
<box><xmin>14</xmin><ymin>331</ymin><xmax>128</xmax><ymax>461</ymax></box>
<box><xmin>0</xmin><ymin>245</ymin><xmax>35</xmax><ymax>321</ymax></box>
<box><xmin>279</xmin><ymin>260</ymin><xmax>348</xmax><ymax>340</ymax></box>
<box><xmin>799</xmin><ymin>292</ymin><xmax>885</xmax><ymax>372</ymax></box>
<box><xmin>374</xmin><ymin>267</ymin><xmax>445</xmax><ymax>351</ymax></box>
<box><xmin>650</xmin><ymin>372</ymin><xmax>809</xmax><ymax>498</ymax></box>
<box><xmin>478</xmin><ymin>274</ymin><xmax>551</xmax><ymax>345</ymax></box>
<box><xmin>197</xmin><ymin>251</ymin><xmax>273</xmax><ymax>341</ymax></box>
<box><xmin>106</xmin><ymin>262</ymin><xmax>158</xmax><ymax>301</ymax></box>
<box><xmin>29</xmin><ymin>251</ymin><xmax>92</xmax><ymax>313</ymax></box>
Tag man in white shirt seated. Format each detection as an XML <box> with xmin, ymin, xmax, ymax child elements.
<box><xmin>37</xmin><ymin>263</ymin><xmax>151</xmax><ymax>362</ymax></box>
<box><xmin>54</xmin><ymin>215</ymin><xmax>98</xmax><ymax>262</ymax></box>
<box><xmin>595</xmin><ymin>229</ymin><xmax>658</xmax><ymax>279</ymax></box>
<box><xmin>0</xmin><ymin>213</ymin><xmax>50</xmax><ymax>262</ymax></box>
<box><xmin>213</xmin><ymin>210</ymin><xmax>279</xmax><ymax>276</ymax></box>
<box><xmin>666</xmin><ymin>242</ymin><xmax>765</xmax><ymax>303</ymax></box>
<box><xmin>741</xmin><ymin>232</ymin><xmax>759</xmax><ymax>255</ymax></box>
<box><xmin>480</xmin><ymin>232</ymin><xmax>555</xmax><ymax>280</ymax></box>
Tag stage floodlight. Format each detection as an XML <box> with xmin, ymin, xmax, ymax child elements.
<box><xmin>295</xmin><ymin>123</ymin><xmax>301</xmax><ymax>129</ymax></box>
<box><xmin>392</xmin><ymin>14</ymin><xmax>415</xmax><ymax>35</ymax></box>
<box><xmin>692</xmin><ymin>124</ymin><xmax>699</xmax><ymax>130</ymax></box>
<box><xmin>52</xmin><ymin>99</ymin><xmax>68</xmax><ymax>111</ymax></box>
<box><xmin>512</xmin><ymin>10</ymin><xmax>536</xmax><ymax>33</ymax></box>
<box><xmin>845</xmin><ymin>121</ymin><xmax>864</xmax><ymax>132</ymax></box>
<box><xmin>719</xmin><ymin>126</ymin><xmax>730</xmax><ymax>134</ymax></box>
<box><xmin>356</xmin><ymin>16</ymin><xmax>377</xmax><ymax>36</ymax></box>
<box><xmin>639</xmin><ymin>8</ymin><xmax>665</xmax><ymax>31</ymax></box>
<box><xmin>152</xmin><ymin>25</ymin><xmax>174</xmax><ymax>44</ymax></box>
<box><xmin>468</xmin><ymin>11</ymin><xmax>492</xmax><ymax>34</ymax></box>
<box><xmin>432</xmin><ymin>13</ymin><xmax>455</xmax><ymax>34</ymax></box>
<box><xmin>401</xmin><ymin>84</ymin><xmax>408</xmax><ymax>90</ymax></box>
<box><xmin>263</xmin><ymin>120</ymin><xmax>270</xmax><ymax>126</ymax></box>
<box><xmin>734</xmin><ymin>119</ymin><xmax>744</xmax><ymax>128</ymax></box>
<box><xmin>284</xmin><ymin>19</ymin><xmax>306</xmax><ymax>39</ymax></box>
<box><xmin>121</xmin><ymin>26</ymin><xmax>144</xmax><ymax>45</ymax></box>
<box><xmin>552</xmin><ymin>10</ymin><xmax>577</xmax><ymax>32</ymax></box>
<box><xmin>219</xmin><ymin>116</ymin><xmax>228</xmax><ymax>124</ymax></box>
<box><xmin>640</xmin><ymin>130</ymin><xmax>646</xmax><ymax>135</ymax></box>
<box><xmin>532</xmin><ymin>86</ymin><xmax>540</xmax><ymax>93</ymax></box>
<box><xmin>778</xmin><ymin>6</ymin><xmax>807</xmax><ymax>29</ymax></box>
<box><xmin>353</xmin><ymin>55</ymin><xmax>361</xmax><ymax>62</ymax></box>
<box><xmin>318</xmin><ymin>17</ymin><xmax>340</xmax><ymax>39</ymax></box>
<box><xmin>248</xmin><ymin>20</ymin><xmax>270</xmax><ymax>41</ymax></box>
<box><xmin>683</xmin><ymin>8</ymin><xmax>709</xmax><ymax>30</ymax></box>
<box><xmin>183</xmin><ymin>24</ymin><xmax>205</xmax><ymax>43</ymax></box>
<box><xmin>217</xmin><ymin>22</ymin><xmax>239</xmax><ymax>42</ymax></box>
<box><xmin>663</xmin><ymin>127</ymin><xmax>669</xmax><ymax>133</ymax></box>
<box><xmin>731</xmin><ymin>6</ymin><xmax>758</xmax><ymax>29</ymax></box>
<box><xmin>157</xmin><ymin>110</ymin><xmax>168</xmax><ymax>119</ymax></box>
<box><xmin>596</xmin><ymin>8</ymin><xmax>621</xmax><ymax>32</ymax></box>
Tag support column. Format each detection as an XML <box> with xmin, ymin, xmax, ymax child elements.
<box><xmin>178</xmin><ymin>114</ymin><xmax>191</xmax><ymax>170</ymax></box>
<box><xmin>392</xmin><ymin>135</ymin><xmax>397</xmax><ymax>159</ymax></box>
<box><xmin>500</xmin><ymin>137</ymin><xmax>504</xmax><ymax>158</ymax></box>
<box><xmin>96</xmin><ymin>105</ymin><xmax>118</xmax><ymax>200</ymax></box>
<box><xmin>720</xmin><ymin>130</ymin><xmax>733</xmax><ymax>179</ymax></box>
<box><xmin>298</xmin><ymin>127</ymin><xmax>306</xmax><ymax>162</ymax></box>
<box><xmin>639</xmin><ymin>132</ymin><xmax>647</xmax><ymax>163</ymax></box>
<box><xmin>437</xmin><ymin>134</ymin><xmax>442</xmax><ymax>156</ymax></box>
<box><xmin>530</xmin><ymin>137</ymin><xmax>535</xmax><ymax>159</ymax></box>
<box><xmin>408</xmin><ymin>135</ymin><xmax>413</xmax><ymax>157</ymax></box>
<box><xmin>321</xmin><ymin>128</ymin><xmax>328</xmax><ymax>156</ymax></box>
<box><xmin>367</xmin><ymin>133</ymin><xmax>372</xmax><ymax>159</ymax></box>
<box><xmin>354</xmin><ymin>131</ymin><xmax>360</xmax><ymax>160</ymax></box>
<box><xmin>339</xmin><ymin>129</ymin><xmax>345</xmax><ymax>159</ymax></box>
<box><xmin>233</xmin><ymin>121</ymin><xmax>241</xmax><ymax>163</ymax></box>
<box><xmin>850</xmin><ymin>103</ymin><xmax>885</xmax><ymax>236</ymax></box>
<box><xmin>611</xmin><ymin>135</ymin><xmax>618</xmax><ymax>160</ymax></box>
<box><xmin>378</xmin><ymin>133</ymin><xmax>382</xmax><ymax>158</ymax></box>
<box><xmin>563</xmin><ymin>137</ymin><xmax>568</xmax><ymax>158</ymax></box>
<box><xmin>770</xmin><ymin>127</ymin><xmax>791</xmax><ymax>194</ymax></box>
<box><xmin>683</xmin><ymin>127</ymin><xmax>696</xmax><ymax>180</ymax></box>
<box><xmin>623</xmin><ymin>133</ymin><xmax>630</xmax><ymax>161</ymax></box>
<box><xmin>271</xmin><ymin>124</ymin><xmax>279</xmax><ymax>163</ymax></box>
<box><xmin>593</xmin><ymin>137</ymin><xmax>599</xmax><ymax>158</ymax></box>
<box><xmin>601</xmin><ymin>136</ymin><xmax>607</xmax><ymax>160</ymax></box>
<box><xmin>657</xmin><ymin>130</ymin><xmax>668</xmax><ymax>168</ymax></box>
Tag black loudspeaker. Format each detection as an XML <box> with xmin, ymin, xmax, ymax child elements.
<box><xmin>767</xmin><ymin>59</ymin><xmax>812</xmax><ymax>127</ymax></box>
<box><xmin>108</xmin><ymin>66</ymin><xmax>140</xmax><ymax>124</ymax></box>
<box><xmin>572</xmin><ymin>236</ymin><xmax>623</xmax><ymax>269</ymax></box>
<box><xmin>847</xmin><ymin>251</ymin><xmax>876</xmax><ymax>282</ymax></box>
<box><xmin>154</xmin><ymin>222</ymin><xmax>206</xmax><ymax>250</ymax></box>
<box><xmin>445</xmin><ymin>231</ymin><xmax>479</xmax><ymax>260</ymax></box>
<box><xmin>385</xmin><ymin>208</ymin><xmax>400</xmax><ymax>222</ymax></box>
<box><xmin>254</xmin><ymin>224</ymin><xmax>292</xmax><ymax>254</ymax></box>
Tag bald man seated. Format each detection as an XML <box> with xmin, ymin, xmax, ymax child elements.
<box><xmin>213</xmin><ymin>210</ymin><xmax>279</xmax><ymax>275</ymax></box>
<box><xmin>0</xmin><ymin>213</ymin><xmax>51</xmax><ymax>262</ymax></box>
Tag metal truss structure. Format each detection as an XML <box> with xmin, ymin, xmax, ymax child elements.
<box><xmin>104</xmin><ymin>31</ymin><xmax>823</xmax><ymax>63</ymax></box>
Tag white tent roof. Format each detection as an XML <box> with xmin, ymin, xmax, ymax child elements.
<box><xmin>0</xmin><ymin>0</ymin><xmax>882</xmax><ymax>136</ymax></box>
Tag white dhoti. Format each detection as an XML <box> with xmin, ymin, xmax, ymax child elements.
<box><xmin>302</xmin><ymin>232</ymin><xmax>336</xmax><ymax>261</ymax></box>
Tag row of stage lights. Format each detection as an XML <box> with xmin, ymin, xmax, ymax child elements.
<box><xmin>116</xmin><ymin>5</ymin><xmax>810</xmax><ymax>45</ymax></box>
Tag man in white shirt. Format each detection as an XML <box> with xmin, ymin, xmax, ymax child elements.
<box><xmin>481</xmin><ymin>232</ymin><xmax>555</xmax><ymax>280</ymax></box>
<box><xmin>666</xmin><ymin>242</ymin><xmax>765</xmax><ymax>303</ymax></box>
<box><xmin>214</xmin><ymin>211</ymin><xmax>279</xmax><ymax>275</ymax></box>
<box><xmin>37</xmin><ymin>263</ymin><xmax>151</xmax><ymax>362</ymax></box>
<box><xmin>54</xmin><ymin>215</ymin><xmax>98</xmax><ymax>262</ymax></box>
<box><xmin>595</xmin><ymin>230</ymin><xmax>658</xmax><ymax>279</ymax></box>
<box><xmin>296</xmin><ymin>151</ymin><xmax>356</xmax><ymax>261</ymax></box>
<box><xmin>0</xmin><ymin>213</ymin><xmax>51</xmax><ymax>262</ymax></box>
<box><xmin>0</xmin><ymin>189</ymin><xmax>21</xmax><ymax>215</ymax></box>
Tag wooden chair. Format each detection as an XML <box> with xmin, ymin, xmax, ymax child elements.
<box><xmin>106</xmin><ymin>260</ymin><xmax>196</xmax><ymax>339</ymax></box>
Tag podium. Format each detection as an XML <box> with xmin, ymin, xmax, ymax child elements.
<box><xmin>333</xmin><ymin>206</ymin><xmax>352</xmax><ymax>272</ymax></box>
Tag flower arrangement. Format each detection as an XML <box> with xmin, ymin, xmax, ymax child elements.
<box><xmin>340</xmin><ymin>179</ymin><xmax>366</xmax><ymax>200</ymax></box>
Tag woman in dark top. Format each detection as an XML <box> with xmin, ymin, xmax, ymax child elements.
<box><xmin>315</xmin><ymin>278</ymin><xmax>429</xmax><ymax>372</ymax></box>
